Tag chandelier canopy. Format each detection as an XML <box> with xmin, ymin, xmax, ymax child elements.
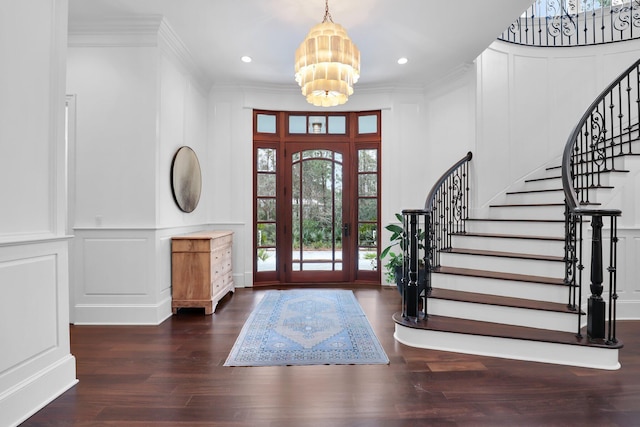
<box><xmin>294</xmin><ymin>0</ymin><xmax>360</xmax><ymax>107</ymax></box>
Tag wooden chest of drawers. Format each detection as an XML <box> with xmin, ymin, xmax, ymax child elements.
<box><xmin>171</xmin><ymin>231</ymin><xmax>234</xmax><ymax>315</ymax></box>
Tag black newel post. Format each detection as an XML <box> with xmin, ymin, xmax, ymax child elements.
<box><xmin>587</xmin><ymin>214</ymin><xmax>605</xmax><ymax>340</ymax></box>
<box><xmin>404</xmin><ymin>211</ymin><xmax>419</xmax><ymax>319</ymax></box>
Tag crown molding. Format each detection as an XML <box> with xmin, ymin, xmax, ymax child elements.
<box><xmin>425</xmin><ymin>62</ymin><xmax>476</xmax><ymax>94</ymax></box>
<box><xmin>68</xmin><ymin>15</ymin><xmax>163</xmax><ymax>47</ymax></box>
<box><xmin>68</xmin><ymin>15</ymin><xmax>211</xmax><ymax>92</ymax></box>
<box><xmin>156</xmin><ymin>18</ymin><xmax>211</xmax><ymax>93</ymax></box>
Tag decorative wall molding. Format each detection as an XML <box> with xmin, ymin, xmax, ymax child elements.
<box><xmin>70</xmin><ymin>225</ymin><xmax>238</xmax><ymax>324</ymax></box>
<box><xmin>68</xmin><ymin>15</ymin><xmax>211</xmax><ymax>92</ymax></box>
<box><xmin>0</xmin><ymin>238</ymin><xmax>76</xmax><ymax>427</ymax></box>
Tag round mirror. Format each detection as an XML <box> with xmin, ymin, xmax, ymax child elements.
<box><xmin>171</xmin><ymin>146</ymin><xmax>202</xmax><ymax>213</ymax></box>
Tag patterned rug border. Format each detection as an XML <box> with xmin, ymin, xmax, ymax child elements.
<box><xmin>224</xmin><ymin>289</ymin><xmax>389</xmax><ymax>367</ymax></box>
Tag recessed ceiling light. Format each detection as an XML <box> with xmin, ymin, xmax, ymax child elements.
<box><xmin>241</xmin><ymin>56</ymin><xmax>252</xmax><ymax>63</ymax></box>
<box><xmin>397</xmin><ymin>57</ymin><xmax>408</xmax><ymax>65</ymax></box>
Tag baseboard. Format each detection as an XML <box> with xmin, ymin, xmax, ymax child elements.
<box><xmin>616</xmin><ymin>299</ymin><xmax>640</xmax><ymax>320</ymax></box>
<box><xmin>73</xmin><ymin>297</ymin><xmax>172</xmax><ymax>325</ymax></box>
<box><xmin>0</xmin><ymin>354</ymin><xmax>77</xmax><ymax>427</ymax></box>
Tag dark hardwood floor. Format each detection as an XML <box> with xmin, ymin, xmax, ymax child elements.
<box><xmin>23</xmin><ymin>286</ymin><xmax>640</xmax><ymax>426</ymax></box>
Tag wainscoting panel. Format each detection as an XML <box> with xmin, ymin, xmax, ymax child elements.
<box><xmin>74</xmin><ymin>229</ymin><xmax>165</xmax><ymax>325</ymax></box>
<box><xmin>0</xmin><ymin>255</ymin><xmax>58</xmax><ymax>373</ymax></box>
<box><xmin>0</xmin><ymin>238</ymin><xmax>76</xmax><ymax>427</ymax></box>
<box><xmin>72</xmin><ymin>227</ymin><xmax>211</xmax><ymax>325</ymax></box>
<box><xmin>617</xmin><ymin>230</ymin><xmax>640</xmax><ymax>320</ymax></box>
<box><xmin>82</xmin><ymin>237</ymin><xmax>148</xmax><ymax>295</ymax></box>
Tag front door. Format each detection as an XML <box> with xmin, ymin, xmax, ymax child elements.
<box><xmin>284</xmin><ymin>144</ymin><xmax>351</xmax><ymax>283</ymax></box>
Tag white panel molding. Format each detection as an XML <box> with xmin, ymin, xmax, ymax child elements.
<box><xmin>72</xmin><ymin>225</ymin><xmax>225</xmax><ymax>324</ymax></box>
<box><xmin>82</xmin><ymin>237</ymin><xmax>149</xmax><ymax>295</ymax></box>
<box><xmin>0</xmin><ymin>1</ymin><xmax>75</xmax><ymax>425</ymax></box>
<box><xmin>0</xmin><ymin>239</ymin><xmax>76</xmax><ymax>427</ymax></box>
<box><xmin>50</xmin><ymin>0</ymin><xmax>69</xmax><ymax>240</ymax></box>
<box><xmin>0</xmin><ymin>255</ymin><xmax>58</xmax><ymax>373</ymax></box>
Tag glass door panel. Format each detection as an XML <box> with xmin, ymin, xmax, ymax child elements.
<box><xmin>256</xmin><ymin>147</ymin><xmax>277</xmax><ymax>273</ymax></box>
<box><xmin>288</xmin><ymin>147</ymin><xmax>348</xmax><ymax>282</ymax></box>
<box><xmin>357</xmin><ymin>148</ymin><xmax>379</xmax><ymax>274</ymax></box>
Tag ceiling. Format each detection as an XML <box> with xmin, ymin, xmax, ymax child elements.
<box><xmin>68</xmin><ymin>0</ymin><xmax>533</xmax><ymax>90</ymax></box>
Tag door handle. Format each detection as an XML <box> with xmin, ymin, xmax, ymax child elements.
<box><xmin>343</xmin><ymin>223</ymin><xmax>351</xmax><ymax>237</ymax></box>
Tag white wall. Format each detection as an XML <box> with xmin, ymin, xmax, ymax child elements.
<box><xmin>0</xmin><ymin>1</ymin><xmax>77</xmax><ymax>426</ymax></box>
<box><xmin>67</xmin><ymin>17</ymin><xmax>212</xmax><ymax>324</ymax></box>
<box><xmin>475</xmin><ymin>39</ymin><xmax>640</xmax><ymax>210</ymax></box>
<box><xmin>474</xmin><ymin>39</ymin><xmax>640</xmax><ymax>318</ymax></box>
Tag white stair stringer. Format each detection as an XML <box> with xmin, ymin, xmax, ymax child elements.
<box><xmin>394</xmin><ymin>323</ymin><xmax>621</xmax><ymax>370</ymax></box>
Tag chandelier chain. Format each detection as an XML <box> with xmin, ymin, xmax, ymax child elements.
<box><xmin>323</xmin><ymin>0</ymin><xmax>334</xmax><ymax>23</ymax></box>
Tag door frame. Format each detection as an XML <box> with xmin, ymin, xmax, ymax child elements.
<box><xmin>253</xmin><ymin>110</ymin><xmax>381</xmax><ymax>286</ymax></box>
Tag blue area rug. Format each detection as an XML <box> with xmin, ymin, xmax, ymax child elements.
<box><xmin>224</xmin><ymin>289</ymin><xmax>389</xmax><ymax>366</ymax></box>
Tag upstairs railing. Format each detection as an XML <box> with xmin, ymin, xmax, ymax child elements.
<box><xmin>400</xmin><ymin>152</ymin><xmax>472</xmax><ymax>320</ymax></box>
<box><xmin>500</xmin><ymin>0</ymin><xmax>640</xmax><ymax>47</ymax></box>
<box><xmin>562</xmin><ymin>58</ymin><xmax>640</xmax><ymax>344</ymax></box>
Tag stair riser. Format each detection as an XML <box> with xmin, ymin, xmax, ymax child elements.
<box><xmin>466</xmin><ymin>220</ymin><xmax>565</xmax><ymax>236</ymax></box>
<box><xmin>521</xmin><ymin>178</ymin><xmax>562</xmax><ymax>191</ymax></box>
<box><xmin>439</xmin><ymin>252</ymin><xmax>565</xmax><ymax>277</ymax></box>
<box><xmin>394</xmin><ymin>325</ymin><xmax>621</xmax><ymax>370</ymax></box>
<box><xmin>432</xmin><ymin>273</ymin><xmax>568</xmax><ymax>303</ymax></box>
<box><xmin>521</xmin><ymin>170</ymin><xmax>628</xmax><ymax>191</ymax></box>
<box><xmin>505</xmin><ymin>191</ymin><xmax>564</xmax><ymax>205</ymax></box>
<box><xmin>450</xmin><ymin>235</ymin><xmax>565</xmax><ymax>256</ymax></box>
<box><xmin>427</xmin><ymin>299</ymin><xmax>577</xmax><ymax>332</ymax></box>
<box><xmin>611</xmin><ymin>154</ymin><xmax>640</xmax><ymax>171</ymax></box>
<box><xmin>569</xmin><ymin>172</ymin><xmax>625</xmax><ymax>189</ymax></box>
<box><xmin>488</xmin><ymin>205</ymin><xmax>565</xmax><ymax>220</ymax></box>
<box><xmin>502</xmin><ymin>187</ymin><xmax>612</xmax><ymax>205</ymax></box>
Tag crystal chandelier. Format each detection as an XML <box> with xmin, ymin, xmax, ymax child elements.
<box><xmin>294</xmin><ymin>0</ymin><xmax>360</xmax><ymax>107</ymax></box>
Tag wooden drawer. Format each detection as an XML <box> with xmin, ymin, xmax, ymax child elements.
<box><xmin>172</xmin><ymin>238</ymin><xmax>211</xmax><ymax>253</ymax></box>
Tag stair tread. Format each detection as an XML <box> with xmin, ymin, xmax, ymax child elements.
<box><xmin>489</xmin><ymin>203</ymin><xmax>566</xmax><ymax>208</ymax></box>
<box><xmin>455</xmin><ymin>232</ymin><xmax>564</xmax><ymax>241</ymax></box>
<box><xmin>429</xmin><ymin>288</ymin><xmax>574</xmax><ymax>313</ymax></box>
<box><xmin>435</xmin><ymin>265</ymin><xmax>565</xmax><ymax>286</ymax></box>
<box><xmin>467</xmin><ymin>218</ymin><xmax>564</xmax><ymax>223</ymax></box>
<box><xmin>506</xmin><ymin>188</ymin><xmax>564</xmax><ymax>195</ymax></box>
<box><xmin>525</xmin><ymin>175</ymin><xmax>561</xmax><ymax>182</ymax></box>
<box><xmin>507</xmin><ymin>186</ymin><xmax>613</xmax><ymax>195</ymax></box>
<box><xmin>444</xmin><ymin>247</ymin><xmax>564</xmax><ymax>262</ymax></box>
<box><xmin>393</xmin><ymin>313</ymin><xmax>623</xmax><ymax>349</ymax></box>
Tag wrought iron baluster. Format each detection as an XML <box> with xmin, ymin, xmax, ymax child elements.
<box><xmin>499</xmin><ymin>1</ymin><xmax>640</xmax><ymax>47</ymax></box>
<box><xmin>562</xmin><ymin>59</ymin><xmax>638</xmax><ymax>346</ymax></box>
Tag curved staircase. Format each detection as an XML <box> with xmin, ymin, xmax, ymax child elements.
<box><xmin>394</xmin><ymin>157</ymin><xmax>630</xmax><ymax>370</ymax></box>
